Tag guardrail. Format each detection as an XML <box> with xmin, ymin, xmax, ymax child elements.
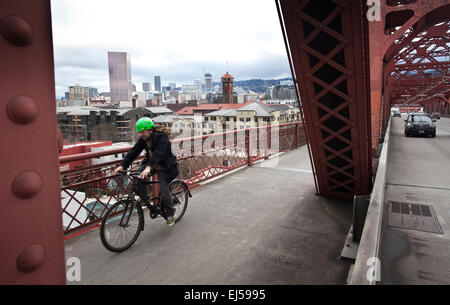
<box><xmin>348</xmin><ymin>117</ymin><xmax>392</xmax><ymax>285</ymax></box>
<box><xmin>60</xmin><ymin>123</ymin><xmax>306</xmax><ymax>237</ymax></box>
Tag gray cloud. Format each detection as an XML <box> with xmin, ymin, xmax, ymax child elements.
<box><xmin>54</xmin><ymin>46</ymin><xmax>291</xmax><ymax>96</ymax></box>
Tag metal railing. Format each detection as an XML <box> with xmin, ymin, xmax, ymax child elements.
<box><xmin>60</xmin><ymin>122</ymin><xmax>306</xmax><ymax>237</ymax></box>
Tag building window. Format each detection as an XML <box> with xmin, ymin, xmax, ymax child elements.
<box><xmin>240</xmin><ymin>118</ymin><xmax>244</xmax><ymax>122</ymax></box>
<box><xmin>246</xmin><ymin>118</ymin><xmax>251</xmax><ymax>122</ymax></box>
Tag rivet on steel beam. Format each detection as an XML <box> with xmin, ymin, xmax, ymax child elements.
<box><xmin>0</xmin><ymin>16</ymin><xmax>34</xmax><ymax>46</ymax></box>
<box><xmin>7</xmin><ymin>96</ymin><xmax>39</xmax><ymax>124</ymax></box>
<box><xmin>17</xmin><ymin>244</ymin><xmax>46</xmax><ymax>273</ymax></box>
<box><xmin>12</xmin><ymin>171</ymin><xmax>42</xmax><ymax>199</ymax></box>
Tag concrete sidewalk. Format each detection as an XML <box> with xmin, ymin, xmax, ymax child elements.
<box><xmin>65</xmin><ymin>146</ymin><xmax>353</xmax><ymax>285</ymax></box>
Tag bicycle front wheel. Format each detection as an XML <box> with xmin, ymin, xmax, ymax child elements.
<box><xmin>100</xmin><ymin>199</ymin><xmax>144</xmax><ymax>252</ymax></box>
<box><xmin>169</xmin><ymin>179</ymin><xmax>189</xmax><ymax>223</ymax></box>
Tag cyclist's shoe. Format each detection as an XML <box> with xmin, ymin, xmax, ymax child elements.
<box><xmin>166</xmin><ymin>215</ymin><xmax>176</xmax><ymax>227</ymax></box>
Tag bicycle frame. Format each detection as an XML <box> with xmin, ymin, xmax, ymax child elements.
<box><xmin>117</xmin><ymin>170</ymin><xmax>191</xmax><ymax>227</ymax></box>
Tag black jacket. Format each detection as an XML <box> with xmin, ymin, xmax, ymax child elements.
<box><xmin>121</xmin><ymin>131</ymin><xmax>179</xmax><ymax>181</ymax></box>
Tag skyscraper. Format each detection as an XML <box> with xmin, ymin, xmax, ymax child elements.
<box><xmin>221</xmin><ymin>72</ymin><xmax>234</xmax><ymax>104</ymax></box>
<box><xmin>205</xmin><ymin>72</ymin><xmax>212</xmax><ymax>93</ymax></box>
<box><xmin>108</xmin><ymin>51</ymin><xmax>132</xmax><ymax>104</ymax></box>
<box><xmin>143</xmin><ymin>82</ymin><xmax>151</xmax><ymax>92</ymax></box>
<box><xmin>154</xmin><ymin>76</ymin><xmax>161</xmax><ymax>91</ymax></box>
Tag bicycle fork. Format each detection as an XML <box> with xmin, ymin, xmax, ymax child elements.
<box><xmin>119</xmin><ymin>198</ymin><xmax>144</xmax><ymax>230</ymax></box>
<box><xmin>119</xmin><ymin>200</ymin><xmax>135</xmax><ymax>228</ymax></box>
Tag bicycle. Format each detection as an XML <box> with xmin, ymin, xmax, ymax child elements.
<box><xmin>100</xmin><ymin>170</ymin><xmax>191</xmax><ymax>252</ymax></box>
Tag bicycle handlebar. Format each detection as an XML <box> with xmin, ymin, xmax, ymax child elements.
<box><xmin>117</xmin><ymin>169</ymin><xmax>157</xmax><ymax>179</ymax></box>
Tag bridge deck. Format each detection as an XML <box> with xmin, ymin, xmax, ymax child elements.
<box><xmin>380</xmin><ymin>116</ymin><xmax>450</xmax><ymax>284</ymax></box>
<box><xmin>65</xmin><ymin>146</ymin><xmax>353</xmax><ymax>284</ymax></box>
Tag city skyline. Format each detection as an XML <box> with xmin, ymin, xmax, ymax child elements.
<box><xmin>50</xmin><ymin>0</ymin><xmax>292</xmax><ymax>97</ymax></box>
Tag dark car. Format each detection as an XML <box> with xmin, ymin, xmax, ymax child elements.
<box><xmin>392</xmin><ymin>110</ymin><xmax>401</xmax><ymax>117</ymax></box>
<box><xmin>404</xmin><ymin>114</ymin><xmax>436</xmax><ymax>137</ymax></box>
<box><xmin>431</xmin><ymin>112</ymin><xmax>440</xmax><ymax>120</ymax></box>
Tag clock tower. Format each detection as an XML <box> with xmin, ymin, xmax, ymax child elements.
<box><xmin>221</xmin><ymin>72</ymin><xmax>234</xmax><ymax>104</ymax></box>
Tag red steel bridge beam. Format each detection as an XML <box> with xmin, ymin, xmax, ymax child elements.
<box><xmin>0</xmin><ymin>1</ymin><xmax>66</xmax><ymax>284</ymax></box>
<box><xmin>278</xmin><ymin>0</ymin><xmax>372</xmax><ymax>199</ymax></box>
<box><xmin>368</xmin><ymin>0</ymin><xmax>449</xmax><ymax>154</ymax></box>
<box><xmin>388</xmin><ymin>20</ymin><xmax>449</xmax><ymax>106</ymax></box>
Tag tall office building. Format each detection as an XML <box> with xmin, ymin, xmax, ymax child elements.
<box><xmin>168</xmin><ymin>82</ymin><xmax>176</xmax><ymax>89</ymax></box>
<box><xmin>108</xmin><ymin>51</ymin><xmax>132</xmax><ymax>104</ymax></box>
<box><xmin>221</xmin><ymin>72</ymin><xmax>234</xmax><ymax>104</ymax></box>
<box><xmin>205</xmin><ymin>72</ymin><xmax>213</xmax><ymax>93</ymax></box>
<box><xmin>154</xmin><ymin>76</ymin><xmax>161</xmax><ymax>91</ymax></box>
<box><xmin>143</xmin><ymin>82</ymin><xmax>151</xmax><ymax>92</ymax></box>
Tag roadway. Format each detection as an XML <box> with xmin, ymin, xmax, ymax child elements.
<box><xmin>65</xmin><ymin>145</ymin><xmax>354</xmax><ymax>285</ymax></box>
<box><xmin>379</xmin><ymin>115</ymin><xmax>450</xmax><ymax>284</ymax></box>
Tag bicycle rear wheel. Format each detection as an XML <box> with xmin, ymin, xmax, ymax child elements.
<box><xmin>169</xmin><ymin>179</ymin><xmax>189</xmax><ymax>223</ymax></box>
<box><xmin>100</xmin><ymin>199</ymin><xmax>144</xmax><ymax>252</ymax></box>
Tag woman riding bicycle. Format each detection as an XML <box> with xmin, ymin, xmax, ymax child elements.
<box><xmin>112</xmin><ymin>117</ymin><xmax>179</xmax><ymax>227</ymax></box>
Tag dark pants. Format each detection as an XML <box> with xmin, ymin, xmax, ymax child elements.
<box><xmin>136</xmin><ymin>165</ymin><xmax>175</xmax><ymax>218</ymax></box>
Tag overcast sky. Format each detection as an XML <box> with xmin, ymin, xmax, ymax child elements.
<box><xmin>50</xmin><ymin>0</ymin><xmax>292</xmax><ymax>97</ymax></box>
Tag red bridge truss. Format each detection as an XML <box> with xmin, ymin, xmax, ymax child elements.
<box><xmin>278</xmin><ymin>0</ymin><xmax>449</xmax><ymax>200</ymax></box>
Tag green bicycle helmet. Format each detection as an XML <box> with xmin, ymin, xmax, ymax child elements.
<box><xmin>135</xmin><ymin>117</ymin><xmax>155</xmax><ymax>132</ymax></box>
